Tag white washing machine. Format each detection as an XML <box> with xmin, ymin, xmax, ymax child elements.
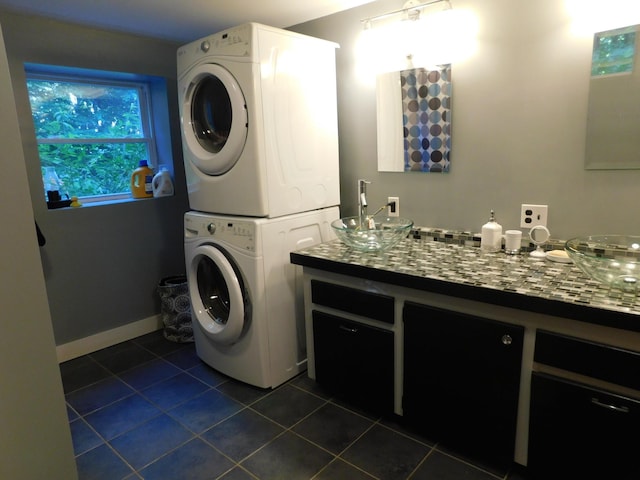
<box><xmin>184</xmin><ymin>207</ymin><xmax>338</xmax><ymax>388</ymax></box>
<box><xmin>177</xmin><ymin>23</ymin><xmax>341</xmax><ymax>218</ymax></box>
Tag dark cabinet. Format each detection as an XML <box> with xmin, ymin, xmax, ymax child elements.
<box><xmin>528</xmin><ymin>331</ymin><xmax>640</xmax><ymax>479</ymax></box>
<box><xmin>403</xmin><ymin>302</ymin><xmax>524</xmax><ymax>467</ymax></box>
<box><xmin>528</xmin><ymin>372</ymin><xmax>640</xmax><ymax>479</ymax></box>
<box><xmin>313</xmin><ymin>310</ymin><xmax>394</xmax><ymax>414</ymax></box>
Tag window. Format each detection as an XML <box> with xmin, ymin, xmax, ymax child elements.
<box><xmin>26</xmin><ymin>66</ymin><xmax>160</xmax><ymax>203</ymax></box>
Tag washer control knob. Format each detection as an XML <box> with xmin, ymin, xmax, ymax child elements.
<box><xmin>200</xmin><ymin>40</ymin><xmax>210</xmax><ymax>53</ymax></box>
<box><xmin>207</xmin><ymin>223</ymin><xmax>216</xmax><ymax>235</ymax></box>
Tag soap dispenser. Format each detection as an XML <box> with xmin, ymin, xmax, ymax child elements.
<box><xmin>481</xmin><ymin>210</ymin><xmax>503</xmax><ymax>253</ymax></box>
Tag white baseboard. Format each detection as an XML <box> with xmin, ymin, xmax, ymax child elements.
<box><xmin>56</xmin><ymin>315</ymin><xmax>163</xmax><ymax>363</ymax></box>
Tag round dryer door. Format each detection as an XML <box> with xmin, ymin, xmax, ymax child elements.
<box><xmin>187</xmin><ymin>244</ymin><xmax>247</xmax><ymax>345</ymax></box>
<box><xmin>180</xmin><ymin>63</ymin><xmax>248</xmax><ymax>175</ymax></box>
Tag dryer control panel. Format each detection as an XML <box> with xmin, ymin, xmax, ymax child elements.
<box><xmin>177</xmin><ymin>23</ymin><xmax>252</xmax><ymax>66</ymax></box>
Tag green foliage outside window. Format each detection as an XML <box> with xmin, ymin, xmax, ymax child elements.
<box><xmin>27</xmin><ymin>77</ymin><xmax>153</xmax><ymax>199</ymax></box>
<box><xmin>37</xmin><ymin>143</ymin><xmax>147</xmax><ymax>196</ymax></box>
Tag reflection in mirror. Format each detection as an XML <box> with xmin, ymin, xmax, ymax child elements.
<box><xmin>530</xmin><ymin>225</ymin><xmax>550</xmax><ymax>244</ymax></box>
<box><xmin>377</xmin><ymin>64</ymin><xmax>452</xmax><ymax>172</ymax></box>
<box><xmin>585</xmin><ymin>25</ymin><xmax>640</xmax><ymax>169</ymax></box>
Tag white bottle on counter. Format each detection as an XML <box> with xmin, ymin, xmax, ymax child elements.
<box><xmin>481</xmin><ymin>209</ymin><xmax>502</xmax><ymax>253</ymax></box>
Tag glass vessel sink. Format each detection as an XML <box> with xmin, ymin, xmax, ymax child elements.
<box><xmin>565</xmin><ymin>235</ymin><xmax>640</xmax><ymax>292</ymax></box>
<box><xmin>331</xmin><ymin>216</ymin><xmax>413</xmax><ymax>252</ymax></box>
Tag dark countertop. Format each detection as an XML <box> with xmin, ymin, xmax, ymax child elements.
<box><xmin>291</xmin><ymin>238</ymin><xmax>640</xmax><ymax>333</ymax></box>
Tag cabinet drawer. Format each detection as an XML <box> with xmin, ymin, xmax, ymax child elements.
<box><xmin>535</xmin><ymin>330</ymin><xmax>640</xmax><ymax>390</ymax></box>
<box><xmin>311</xmin><ymin>280</ymin><xmax>394</xmax><ymax>324</ymax></box>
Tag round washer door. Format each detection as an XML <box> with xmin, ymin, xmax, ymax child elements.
<box><xmin>187</xmin><ymin>243</ymin><xmax>247</xmax><ymax>345</ymax></box>
<box><xmin>180</xmin><ymin>63</ymin><xmax>248</xmax><ymax>176</ymax></box>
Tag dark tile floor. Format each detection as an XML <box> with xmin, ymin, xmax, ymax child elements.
<box><xmin>61</xmin><ymin>330</ymin><xmax>528</xmax><ymax>480</ymax></box>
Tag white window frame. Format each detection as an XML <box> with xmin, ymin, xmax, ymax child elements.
<box><xmin>26</xmin><ymin>66</ymin><xmax>159</xmax><ymax>204</ymax></box>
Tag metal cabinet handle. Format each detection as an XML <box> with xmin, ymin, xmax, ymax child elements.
<box><xmin>591</xmin><ymin>397</ymin><xmax>630</xmax><ymax>414</ymax></box>
<box><xmin>339</xmin><ymin>325</ymin><xmax>358</xmax><ymax>334</ymax></box>
<box><xmin>501</xmin><ymin>334</ymin><xmax>513</xmax><ymax>345</ymax></box>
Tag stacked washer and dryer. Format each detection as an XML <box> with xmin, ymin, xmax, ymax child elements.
<box><xmin>178</xmin><ymin>23</ymin><xmax>340</xmax><ymax>388</ymax></box>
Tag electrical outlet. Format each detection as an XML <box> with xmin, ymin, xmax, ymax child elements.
<box><xmin>388</xmin><ymin>196</ymin><xmax>399</xmax><ymax>217</ymax></box>
<box><xmin>520</xmin><ymin>204</ymin><xmax>548</xmax><ymax>228</ymax></box>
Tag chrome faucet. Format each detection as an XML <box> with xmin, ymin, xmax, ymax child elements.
<box><xmin>358</xmin><ymin>179</ymin><xmax>370</xmax><ymax>225</ymax></box>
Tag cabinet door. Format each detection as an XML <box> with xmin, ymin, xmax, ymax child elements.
<box><xmin>403</xmin><ymin>302</ymin><xmax>523</xmax><ymax>466</ymax></box>
<box><xmin>528</xmin><ymin>372</ymin><xmax>640</xmax><ymax>479</ymax></box>
<box><xmin>313</xmin><ymin>310</ymin><xmax>394</xmax><ymax>414</ymax></box>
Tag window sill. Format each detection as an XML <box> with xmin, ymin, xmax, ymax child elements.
<box><xmin>46</xmin><ymin>195</ymin><xmax>173</xmax><ymax>210</ymax></box>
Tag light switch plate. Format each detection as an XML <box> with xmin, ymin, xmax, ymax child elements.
<box><xmin>388</xmin><ymin>196</ymin><xmax>399</xmax><ymax>217</ymax></box>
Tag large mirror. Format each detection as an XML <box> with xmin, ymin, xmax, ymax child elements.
<box><xmin>377</xmin><ymin>64</ymin><xmax>452</xmax><ymax>172</ymax></box>
<box><xmin>585</xmin><ymin>24</ymin><xmax>640</xmax><ymax>169</ymax></box>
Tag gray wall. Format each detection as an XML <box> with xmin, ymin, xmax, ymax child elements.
<box><xmin>291</xmin><ymin>0</ymin><xmax>640</xmax><ymax>240</ymax></box>
<box><xmin>0</xmin><ymin>22</ymin><xmax>77</xmax><ymax>479</ymax></box>
<box><xmin>0</xmin><ymin>10</ymin><xmax>189</xmax><ymax>345</ymax></box>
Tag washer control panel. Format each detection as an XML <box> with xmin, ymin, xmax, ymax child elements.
<box><xmin>185</xmin><ymin>214</ymin><xmax>256</xmax><ymax>252</ymax></box>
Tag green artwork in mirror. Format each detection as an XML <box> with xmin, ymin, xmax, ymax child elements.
<box><xmin>585</xmin><ymin>24</ymin><xmax>640</xmax><ymax>170</ymax></box>
<box><xmin>591</xmin><ymin>26</ymin><xmax>636</xmax><ymax>77</ymax></box>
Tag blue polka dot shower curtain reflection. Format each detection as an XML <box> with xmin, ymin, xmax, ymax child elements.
<box><xmin>401</xmin><ymin>65</ymin><xmax>451</xmax><ymax>172</ymax></box>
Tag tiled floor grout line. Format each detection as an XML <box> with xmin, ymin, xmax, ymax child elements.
<box><xmin>80</xmin><ymin>392</ymin><xmax>234</xmax><ymax>474</ymax></box>
<box><xmin>405</xmin><ymin>447</ymin><xmax>437</xmax><ymax>480</ymax></box>
<box><xmin>67</xmin><ymin>343</ymin><xmax>225</xmax><ymax>477</ymax></box>
<box><xmin>329</xmin><ymin>420</ymin><xmax>380</xmax><ymax>478</ymax></box>
<box><xmin>119</xmin><ymin>354</ymin><xmax>323</xmax><ymax>477</ymax></box>
<box><xmin>206</xmin><ymin>378</ymin><xmax>384</xmax><ymax>479</ymax></box>
<box><xmin>193</xmin><ymin>427</ymin><xmax>257</xmax><ymax>480</ymax></box>
<box><xmin>430</xmin><ymin>448</ymin><xmax>506</xmax><ymax>480</ymax></box>
<box><xmin>131</xmin><ymin>339</ymin><xmax>387</xmax><ymax>480</ymax></box>
<box><xmin>373</xmin><ymin>419</ymin><xmax>432</xmax><ymax>449</ymax></box>
<box><xmin>72</xmin><ymin>373</ymin><xmax>375</xmax><ymax>480</ymax></box>
<box><xmin>275</xmin><ymin>386</ymin><xmax>422</xmax><ymax>480</ymax></box>
<box><xmin>311</xmin><ymin>456</ymin><xmax>379</xmax><ymax>480</ymax></box>
<box><xmin>69</xmin><ymin>396</ymin><xmax>148</xmax><ymax>476</ymax></box>
<box><xmin>236</xmin><ymin>395</ymin><xmax>380</xmax><ymax>480</ymax></box>
<box><xmin>228</xmin><ymin>377</ymin><xmax>511</xmax><ymax>479</ymax></box>
<box><xmin>140</xmin><ymin>371</ymin><xmax>413</xmax><ymax>479</ymax></box>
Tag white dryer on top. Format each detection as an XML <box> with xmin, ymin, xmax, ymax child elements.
<box><xmin>177</xmin><ymin>23</ymin><xmax>341</xmax><ymax>218</ymax></box>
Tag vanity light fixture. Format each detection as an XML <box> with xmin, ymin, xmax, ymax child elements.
<box><xmin>355</xmin><ymin>0</ymin><xmax>476</xmax><ymax>77</ymax></box>
<box><xmin>361</xmin><ymin>0</ymin><xmax>452</xmax><ymax>27</ymax></box>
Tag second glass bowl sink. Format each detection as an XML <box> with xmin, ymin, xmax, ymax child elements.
<box><xmin>331</xmin><ymin>216</ymin><xmax>413</xmax><ymax>252</ymax></box>
<box><xmin>565</xmin><ymin>235</ymin><xmax>640</xmax><ymax>292</ymax></box>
